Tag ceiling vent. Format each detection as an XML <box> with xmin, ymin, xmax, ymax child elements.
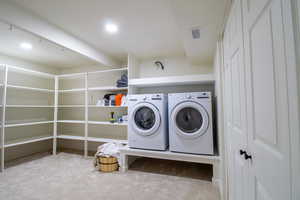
<box><xmin>191</xmin><ymin>28</ymin><xmax>201</xmax><ymax>39</ymax></box>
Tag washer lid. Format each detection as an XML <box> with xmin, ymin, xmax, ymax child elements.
<box><xmin>131</xmin><ymin>102</ymin><xmax>161</xmax><ymax>136</ymax></box>
<box><xmin>171</xmin><ymin>101</ymin><xmax>209</xmax><ymax>139</ymax></box>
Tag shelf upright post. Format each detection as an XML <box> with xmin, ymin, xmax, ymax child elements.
<box><xmin>1</xmin><ymin>65</ymin><xmax>8</xmax><ymax>172</ymax></box>
<box><xmin>84</xmin><ymin>73</ymin><xmax>88</xmax><ymax>157</ymax></box>
<box><xmin>52</xmin><ymin>76</ymin><xmax>58</xmax><ymax>155</ymax></box>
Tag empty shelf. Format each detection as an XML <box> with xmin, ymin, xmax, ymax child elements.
<box><xmin>5</xmin><ymin>135</ymin><xmax>53</xmax><ymax>148</ymax></box>
<box><xmin>57</xmin><ymin>120</ymin><xmax>85</xmax><ymax>124</ymax></box>
<box><xmin>8</xmin><ymin>65</ymin><xmax>55</xmax><ymax>78</ymax></box>
<box><xmin>58</xmin><ymin>105</ymin><xmax>85</xmax><ymax>108</ymax></box>
<box><xmin>57</xmin><ymin>135</ymin><xmax>84</xmax><ymax>141</ymax></box>
<box><xmin>88</xmin><ymin>121</ymin><xmax>127</xmax><ymax>126</ymax></box>
<box><xmin>87</xmin><ymin>67</ymin><xmax>128</xmax><ymax>75</ymax></box>
<box><xmin>58</xmin><ymin>88</ymin><xmax>85</xmax><ymax>93</ymax></box>
<box><xmin>5</xmin><ymin>121</ymin><xmax>54</xmax><ymax>127</ymax></box>
<box><xmin>87</xmin><ymin>137</ymin><xmax>127</xmax><ymax>144</ymax></box>
<box><xmin>7</xmin><ymin>84</ymin><xmax>54</xmax><ymax>93</ymax></box>
<box><xmin>6</xmin><ymin>105</ymin><xmax>54</xmax><ymax>108</ymax></box>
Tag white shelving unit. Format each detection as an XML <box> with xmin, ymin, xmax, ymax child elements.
<box><xmin>0</xmin><ymin>64</ymin><xmax>56</xmax><ymax>172</ymax></box>
<box><xmin>0</xmin><ymin>64</ymin><xmax>129</xmax><ymax>171</ymax></box>
<box><xmin>55</xmin><ymin>67</ymin><xmax>128</xmax><ymax>158</ymax></box>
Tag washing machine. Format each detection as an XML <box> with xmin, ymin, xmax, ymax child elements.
<box><xmin>168</xmin><ymin>92</ymin><xmax>214</xmax><ymax>155</ymax></box>
<box><xmin>128</xmin><ymin>94</ymin><xmax>168</xmax><ymax>151</ymax></box>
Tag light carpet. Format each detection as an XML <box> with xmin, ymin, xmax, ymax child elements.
<box><xmin>0</xmin><ymin>152</ymin><xmax>220</xmax><ymax>200</ymax></box>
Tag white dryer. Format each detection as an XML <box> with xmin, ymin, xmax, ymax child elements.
<box><xmin>128</xmin><ymin>94</ymin><xmax>168</xmax><ymax>151</ymax></box>
<box><xmin>168</xmin><ymin>92</ymin><xmax>214</xmax><ymax>155</ymax></box>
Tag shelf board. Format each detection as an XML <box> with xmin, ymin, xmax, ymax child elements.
<box><xmin>87</xmin><ymin>137</ymin><xmax>127</xmax><ymax>144</ymax></box>
<box><xmin>88</xmin><ymin>105</ymin><xmax>127</xmax><ymax>108</ymax></box>
<box><xmin>129</xmin><ymin>74</ymin><xmax>215</xmax><ymax>87</ymax></box>
<box><xmin>58</xmin><ymin>105</ymin><xmax>85</xmax><ymax>108</ymax></box>
<box><xmin>57</xmin><ymin>135</ymin><xmax>85</xmax><ymax>141</ymax></box>
<box><xmin>120</xmin><ymin>146</ymin><xmax>220</xmax><ymax>165</ymax></box>
<box><xmin>7</xmin><ymin>64</ymin><xmax>55</xmax><ymax>78</ymax></box>
<box><xmin>56</xmin><ymin>135</ymin><xmax>128</xmax><ymax>144</ymax></box>
<box><xmin>57</xmin><ymin>120</ymin><xmax>85</xmax><ymax>124</ymax></box>
<box><xmin>87</xmin><ymin>67</ymin><xmax>128</xmax><ymax>75</ymax></box>
<box><xmin>7</xmin><ymin>84</ymin><xmax>54</xmax><ymax>93</ymax></box>
<box><xmin>88</xmin><ymin>121</ymin><xmax>127</xmax><ymax>126</ymax></box>
<box><xmin>58</xmin><ymin>88</ymin><xmax>85</xmax><ymax>93</ymax></box>
<box><xmin>58</xmin><ymin>72</ymin><xmax>86</xmax><ymax>78</ymax></box>
<box><xmin>5</xmin><ymin>135</ymin><xmax>53</xmax><ymax>148</ymax></box>
<box><xmin>5</xmin><ymin>121</ymin><xmax>54</xmax><ymax>128</ymax></box>
<box><xmin>88</xmin><ymin>86</ymin><xmax>128</xmax><ymax>91</ymax></box>
<box><xmin>6</xmin><ymin>105</ymin><xmax>54</xmax><ymax>108</ymax></box>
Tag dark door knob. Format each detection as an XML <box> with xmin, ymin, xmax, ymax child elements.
<box><xmin>244</xmin><ymin>153</ymin><xmax>252</xmax><ymax>160</ymax></box>
<box><xmin>239</xmin><ymin>149</ymin><xmax>246</xmax><ymax>156</ymax></box>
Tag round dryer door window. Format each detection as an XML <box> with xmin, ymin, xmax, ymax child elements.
<box><xmin>171</xmin><ymin>101</ymin><xmax>209</xmax><ymax>139</ymax></box>
<box><xmin>131</xmin><ymin>102</ymin><xmax>161</xmax><ymax>136</ymax></box>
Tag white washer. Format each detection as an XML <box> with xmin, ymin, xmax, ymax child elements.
<box><xmin>168</xmin><ymin>92</ymin><xmax>214</xmax><ymax>155</ymax></box>
<box><xmin>128</xmin><ymin>94</ymin><xmax>168</xmax><ymax>151</ymax></box>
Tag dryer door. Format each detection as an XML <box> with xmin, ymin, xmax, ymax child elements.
<box><xmin>171</xmin><ymin>101</ymin><xmax>209</xmax><ymax>139</ymax></box>
<box><xmin>131</xmin><ymin>102</ymin><xmax>161</xmax><ymax>136</ymax></box>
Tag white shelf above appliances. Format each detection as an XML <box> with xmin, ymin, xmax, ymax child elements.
<box><xmin>129</xmin><ymin>74</ymin><xmax>215</xmax><ymax>87</ymax></box>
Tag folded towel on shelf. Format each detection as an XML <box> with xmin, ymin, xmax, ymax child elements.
<box><xmin>116</xmin><ymin>73</ymin><xmax>128</xmax><ymax>88</ymax></box>
<box><xmin>117</xmin><ymin>80</ymin><xmax>127</xmax><ymax>85</ymax></box>
<box><xmin>117</xmin><ymin>84</ymin><xmax>128</xmax><ymax>88</ymax></box>
<box><xmin>120</xmin><ymin>74</ymin><xmax>128</xmax><ymax>82</ymax></box>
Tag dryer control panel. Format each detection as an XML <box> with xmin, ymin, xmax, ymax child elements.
<box><xmin>185</xmin><ymin>92</ymin><xmax>211</xmax><ymax>100</ymax></box>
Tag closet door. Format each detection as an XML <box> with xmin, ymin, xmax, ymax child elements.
<box><xmin>243</xmin><ymin>0</ymin><xmax>293</xmax><ymax>199</ymax></box>
<box><xmin>223</xmin><ymin>0</ymin><xmax>249</xmax><ymax>200</ymax></box>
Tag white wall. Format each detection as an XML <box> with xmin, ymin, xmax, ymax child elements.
<box><xmin>137</xmin><ymin>56</ymin><xmax>213</xmax><ymax>79</ymax></box>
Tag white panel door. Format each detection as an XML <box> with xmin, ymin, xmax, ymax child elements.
<box><xmin>243</xmin><ymin>0</ymin><xmax>292</xmax><ymax>199</ymax></box>
<box><xmin>223</xmin><ymin>1</ymin><xmax>249</xmax><ymax>200</ymax></box>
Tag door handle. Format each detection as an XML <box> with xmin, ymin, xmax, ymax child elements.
<box><xmin>244</xmin><ymin>153</ymin><xmax>252</xmax><ymax>160</ymax></box>
<box><xmin>239</xmin><ymin>149</ymin><xmax>246</xmax><ymax>156</ymax></box>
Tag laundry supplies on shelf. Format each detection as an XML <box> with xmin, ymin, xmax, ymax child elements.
<box><xmin>116</xmin><ymin>74</ymin><xmax>128</xmax><ymax>88</ymax></box>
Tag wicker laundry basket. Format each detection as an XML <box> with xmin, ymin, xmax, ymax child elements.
<box><xmin>98</xmin><ymin>156</ymin><xmax>119</xmax><ymax>172</ymax></box>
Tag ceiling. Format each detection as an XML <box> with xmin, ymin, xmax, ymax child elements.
<box><xmin>9</xmin><ymin>0</ymin><xmax>229</xmax><ymax>66</ymax></box>
<box><xmin>0</xmin><ymin>21</ymin><xmax>99</xmax><ymax>68</ymax></box>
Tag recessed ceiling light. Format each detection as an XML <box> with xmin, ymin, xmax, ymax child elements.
<box><xmin>20</xmin><ymin>42</ymin><xmax>32</xmax><ymax>50</ymax></box>
<box><xmin>105</xmin><ymin>23</ymin><xmax>118</xmax><ymax>34</ymax></box>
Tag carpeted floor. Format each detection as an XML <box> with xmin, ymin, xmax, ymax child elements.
<box><xmin>0</xmin><ymin>152</ymin><xmax>220</xmax><ymax>200</ymax></box>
